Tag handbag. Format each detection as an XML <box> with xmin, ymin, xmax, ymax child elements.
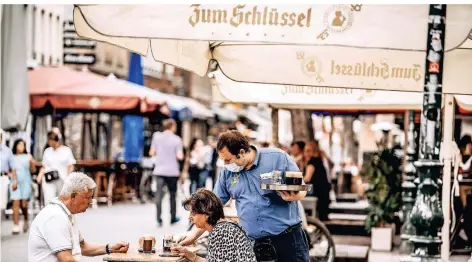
<box><xmin>44</xmin><ymin>170</ymin><xmax>60</xmax><ymax>183</ymax></box>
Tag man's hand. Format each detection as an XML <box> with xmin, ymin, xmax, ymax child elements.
<box><xmin>109</xmin><ymin>242</ymin><xmax>129</xmax><ymax>253</ymax></box>
<box><xmin>11</xmin><ymin>181</ymin><xmax>18</xmax><ymax>191</ymax></box>
<box><xmin>279</xmin><ymin>191</ymin><xmax>304</xmax><ymax>202</ymax></box>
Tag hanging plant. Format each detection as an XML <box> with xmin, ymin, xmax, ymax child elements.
<box><xmin>361</xmin><ymin>148</ymin><xmax>403</xmax><ymax>232</ymax></box>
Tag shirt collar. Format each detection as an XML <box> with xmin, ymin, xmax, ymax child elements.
<box><xmin>248</xmin><ymin>145</ymin><xmax>261</xmax><ymax>170</ymax></box>
<box><xmin>50</xmin><ymin>197</ymin><xmax>72</xmax><ymax>218</ymax></box>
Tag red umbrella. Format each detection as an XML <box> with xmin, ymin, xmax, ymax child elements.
<box><xmin>29</xmin><ymin>66</ymin><xmax>165</xmax><ymax>112</ymax></box>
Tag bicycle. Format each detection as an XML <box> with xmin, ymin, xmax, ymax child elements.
<box><xmin>187</xmin><ymin>199</ymin><xmax>335</xmax><ymax>262</ymax></box>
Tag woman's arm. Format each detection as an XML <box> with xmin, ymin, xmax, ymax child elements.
<box><xmin>304</xmin><ymin>164</ymin><xmax>315</xmax><ymax>183</ymax></box>
<box><xmin>29</xmin><ymin>154</ymin><xmax>38</xmax><ymax>173</ymax></box>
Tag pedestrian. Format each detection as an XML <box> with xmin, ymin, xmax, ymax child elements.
<box><xmin>149</xmin><ymin>119</ymin><xmax>184</xmax><ymax>227</ymax></box>
<box><xmin>188</xmin><ymin>138</ymin><xmax>206</xmax><ymax>194</ymax></box>
<box><xmin>204</xmin><ymin>136</ymin><xmax>219</xmax><ymax>189</ymax></box>
<box><xmin>28</xmin><ymin>172</ymin><xmax>129</xmax><ymax>261</ymax></box>
<box><xmin>36</xmin><ymin>131</ymin><xmax>76</xmax><ymax>205</ymax></box>
<box><xmin>10</xmin><ymin>139</ymin><xmax>37</xmax><ymax>234</ymax></box>
<box><xmin>180</xmin><ymin>130</ymin><xmax>309</xmax><ymax>262</ymax></box>
<box><xmin>172</xmin><ymin>189</ymin><xmax>257</xmax><ymax>262</ymax></box>
<box><xmin>1</xmin><ymin>132</ymin><xmax>16</xmax><ymax>213</ymax></box>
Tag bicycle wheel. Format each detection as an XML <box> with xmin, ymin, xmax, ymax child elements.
<box><xmin>305</xmin><ymin>217</ymin><xmax>335</xmax><ymax>262</ymax></box>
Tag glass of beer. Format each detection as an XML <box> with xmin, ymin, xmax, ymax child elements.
<box><xmin>285</xmin><ymin>171</ymin><xmax>303</xmax><ymax>186</ymax></box>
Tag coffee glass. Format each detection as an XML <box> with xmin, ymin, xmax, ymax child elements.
<box><xmin>285</xmin><ymin>171</ymin><xmax>303</xmax><ymax>185</ymax></box>
<box><xmin>271</xmin><ymin>171</ymin><xmax>284</xmax><ymax>185</ymax></box>
<box><xmin>163</xmin><ymin>234</ymin><xmax>174</xmax><ymax>253</ymax></box>
<box><xmin>142</xmin><ymin>235</ymin><xmax>155</xmax><ymax>253</ymax></box>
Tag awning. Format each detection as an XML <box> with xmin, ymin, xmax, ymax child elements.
<box><xmin>167</xmin><ymin>94</ymin><xmax>214</xmax><ymax>120</ymax></box>
<box><xmin>211</xmin><ymin>104</ymin><xmax>238</xmax><ymax>122</ymax></box>
<box><xmin>29</xmin><ymin>66</ymin><xmax>166</xmax><ymax>112</ymax></box>
<box><xmin>212</xmin><ymin>71</ymin><xmax>423</xmax><ymax>113</ymax></box>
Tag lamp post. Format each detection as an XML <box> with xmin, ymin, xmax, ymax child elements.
<box><xmin>403</xmin><ymin>4</ymin><xmax>446</xmax><ymax>261</ymax></box>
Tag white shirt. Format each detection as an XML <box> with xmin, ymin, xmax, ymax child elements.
<box><xmin>28</xmin><ymin>198</ymin><xmax>83</xmax><ymax>262</ymax></box>
<box><xmin>42</xmin><ymin>145</ymin><xmax>76</xmax><ymax>181</ymax></box>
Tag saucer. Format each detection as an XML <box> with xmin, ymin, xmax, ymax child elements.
<box><xmin>138</xmin><ymin>247</ymin><xmax>156</xmax><ymax>253</ymax></box>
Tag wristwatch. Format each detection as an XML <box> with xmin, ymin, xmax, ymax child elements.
<box><xmin>105</xmin><ymin>244</ymin><xmax>111</xmax><ymax>255</ymax></box>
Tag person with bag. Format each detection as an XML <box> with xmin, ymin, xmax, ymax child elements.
<box><xmin>172</xmin><ymin>189</ymin><xmax>256</xmax><ymax>262</ymax></box>
<box><xmin>36</xmin><ymin>131</ymin><xmax>76</xmax><ymax>205</ymax></box>
<box><xmin>180</xmin><ymin>130</ymin><xmax>309</xmax><ymax>262</ymax></box>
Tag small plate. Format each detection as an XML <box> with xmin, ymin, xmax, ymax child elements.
<box><xmin>138</xmin><ymin>248</ymin><xmax>156</xmax><ymax>253</ymax></box>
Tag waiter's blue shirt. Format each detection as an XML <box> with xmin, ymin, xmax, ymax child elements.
<box><xmin>214</xmin><ymin>146</ymin><xmax>302</xmax><ymax>240</ymax></box>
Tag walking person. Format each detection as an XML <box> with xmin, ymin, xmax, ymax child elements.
<box><xmin>36</xmin><ymin>131</ymin><xmax>76</xmax><ymax>205</ymax></box>
<box><xmin>204</xmin><ymin>136</ymin><xmax>219</xmax><ymax>189</ymax></box>
<box><xmin>180</xmin><ymin>130</ymin><xmax>309</xmax><ymax>262</ymax></box>
<box><xmin>149</xmin><ymin>119</ymin><xmax>184</xmax><ymax>227</ymax></box>
<box><xmin>1</xmin><ymin>132</ymin><xmax>16</xmax><ymax>216</ymax></box>
<box><xmin>188</xmin><ymin>138</ymin><xmax>206</xmax><ymax>194</ymax></box>
<box><xmin>10</xmin><ymin>139</ymin><xmax>37</xmax><ymax>234</ymax></box>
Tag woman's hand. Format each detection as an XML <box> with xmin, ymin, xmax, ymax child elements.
<box><xmin>11</xmin><ymin>180</ymin><xmax>18</xmax><ymax>191</ymax></box>
<box><xmin>171</xmin><ymin>245</ymin><xmax>197</xmax><ymax>261</ymax></box>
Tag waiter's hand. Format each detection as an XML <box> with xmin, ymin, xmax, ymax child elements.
<box><xmin>279</xmin><ymin>191</ymin><xmax>301</xmax><ymax>201</ymax></box>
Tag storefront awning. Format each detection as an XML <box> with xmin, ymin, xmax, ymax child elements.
<box><xmin>29</xmin><ymin>66</ymin><xmax>166</xmax><ymax>112</ymax></box>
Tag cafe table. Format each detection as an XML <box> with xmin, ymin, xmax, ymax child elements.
<box><xmin>103</xmin><ymin>248</ymin><xmax>185</xmax><ymax>262</ymax></box>
<box><xmin>103</xmin><ymin>246</ymin><xmax>200</xmax><ymax>262</ymax></box>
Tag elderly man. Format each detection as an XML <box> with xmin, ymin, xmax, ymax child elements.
<box><xmin>28</xmin><ymin>172</ymin><xmax>128</xmax><ymax>262</ymax></box>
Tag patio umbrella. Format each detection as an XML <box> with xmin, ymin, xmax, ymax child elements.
<box><xmin>1</xmin><ymin>5</ymin><xmax>28</xmax><ymax>131</ymax></box>
<box><xmin>211</xmin><ymin>71</ymin><xmax>423</xmax><ymax>112</ymax></box>
<box><xmin>74</xmin><ymin>4</ymin><xmax>472</xmax><ymax>94</ymax></box>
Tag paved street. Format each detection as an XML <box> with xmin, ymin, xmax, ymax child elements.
<box><xmin>1</xmin><ymin>192</ymin><xmax>191</xmax><ymax>262</ymax></box>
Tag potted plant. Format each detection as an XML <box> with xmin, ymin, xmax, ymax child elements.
<box><xmin>361</xmin><ymin>147</ymin><xmax>402</xmax><ymax>251</ymax></box>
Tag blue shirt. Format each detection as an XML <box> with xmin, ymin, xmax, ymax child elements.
<box><xmin>214</xmin><ymin>146</ymin><xmax>302</xmax><ymax>240</ymax></box>
<box><xmin>0</xmin><ymin>144</ymin><xmax>13</xmax><ymax>173</ymax></box>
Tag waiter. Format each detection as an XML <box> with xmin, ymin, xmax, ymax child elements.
<box><xmin>180</xmin><ymin>130</ymin><xmax>309</xmax><ymax>262</ymax></box>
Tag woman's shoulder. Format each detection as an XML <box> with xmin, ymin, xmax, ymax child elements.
<box><xmin>212</xmin><ymin>221</ymin><xmax>245</xmax><ymax>236</ymax></box>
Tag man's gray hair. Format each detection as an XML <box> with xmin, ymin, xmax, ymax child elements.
<box><xmin>60</xmin><ymin>172</ymin><xmax>96</xmax><ymax>197</ymax></box>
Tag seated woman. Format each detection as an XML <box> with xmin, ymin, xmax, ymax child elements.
<box><xmin>172</xmin><ymin>189</ymin><xmax>256</xmax><ymax>262</ymax></box>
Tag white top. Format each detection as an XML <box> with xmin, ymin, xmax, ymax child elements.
<box><xmin>28</xmin><ymin>198</ymin><xmax>83</xmax><ymax>262</ymax></box>
<box><xmin>42</xmin><ymin>145</ymin><xmax>76</xmax><ymax>181</ymax></box>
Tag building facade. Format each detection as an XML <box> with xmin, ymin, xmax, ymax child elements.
<box><xmin>25</xmin><ymin>4</ymin><xmax>64</xmax><ymax>67</ymax></box>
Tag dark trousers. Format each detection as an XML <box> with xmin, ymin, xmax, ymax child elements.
<box><xmin>154</xmin><ymin>175</ymin><xmax>178</xmax><ymax>222</ymax></box>
<box><xmin>255</xmin><ymin>225</ymin><xmax>309</xmax><ymax>262</ymax></box>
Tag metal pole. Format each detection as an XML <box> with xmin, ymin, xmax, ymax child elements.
<box><xmin>403</xmin><ymin>4</ymin><xmax>446</xmax><ymax>262</ymax></box>
<box><xmin>440</xmin><ymin>94</ymin><xmax>455</xmax><ymax>261</ymax></box>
